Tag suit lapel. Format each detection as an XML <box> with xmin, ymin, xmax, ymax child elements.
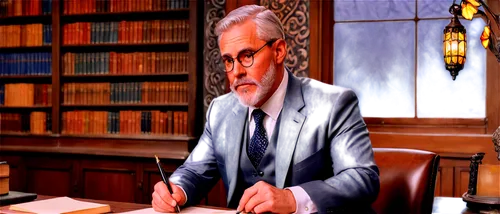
<box><xmin>226</xmin><ymin>102</ymin><xmax>247</xmax><ymax>203</ymax></box>
<box><xmin>275</xmin><ymin>72</ymin><xmax>305</xmax><ymax>188</ymax></box>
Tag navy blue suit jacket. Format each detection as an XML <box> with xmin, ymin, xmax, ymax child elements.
<box><xmin>170</xmin><ymin>72</ymin><xmax>380</xmax><ymax>213</ymax></box>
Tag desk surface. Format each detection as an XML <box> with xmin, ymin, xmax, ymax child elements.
<box><xmin>0</xmin><ymin>195</ymin><xmax>235</xmax><ymax>213</ymax></box>
<box><xmin>0</xmin><ymin>195</ymin><xmax>152</xmax><ymax>213</ymax></box>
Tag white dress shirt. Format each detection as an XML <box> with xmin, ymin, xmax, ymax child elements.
<box><xmin>176</xmin><ymin>70</ymin><xmax>318</xmax><ymax>213</ymax></box>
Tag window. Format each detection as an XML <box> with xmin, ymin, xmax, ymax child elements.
<box><xmin>333</xmin><ymin>0</ymin><xmax>486</xmax><ymax>119</ymax></box>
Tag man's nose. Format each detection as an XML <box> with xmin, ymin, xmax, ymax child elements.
<box><xmin>232</xmin><ymin>61</ymin><xmax>246</xmax><ymax>77</ymax></box>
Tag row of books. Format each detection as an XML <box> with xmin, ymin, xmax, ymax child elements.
<box><xmin>30</xmin><ymin>111</ymin><xmax>51</xmax><ymax>134</ymax></box>
<box><xmin>63</xmin><ymin>0</ymin><xmax>188</xmax><ymax>15</ymax></box>
<box><xmin>62</xmin><ymin>52</ymin><xmax>188</xmax><ymax>75</ymax></box>
<box><xmin>61</xmin><ymin>110</ymin><xmax>188</xmax><ymax>136</ymax></box>
<box><xmin>0</xmin><ymin>24</ymin><xmax>52</xmax><ymax>47</ymax></box>
<box><xmin>62</xmin><ymin>82</ymin><xmax>188</xmax><ymax>105</ymax></box>
<box><xmin>0</xmin><ymin>112</ymin><xmax>52</xmax><ymax>134</ymax></box>
<box><xmin>0</xmin><ymin>0</ymin><xmax>52</xmax><ymax>17</ymax></box>
<box><xmin>0</xmin><ymin>84</ymin><xmax>52</xmax><ymax>106</ymax></box>
<box><xmin>63</xmin><ymin>20</ymin><xmax>189</xmax><ymax>45</ymax></box>
<box><xmin>0</xmin><ymin>53</ymin><xmax>52</xmax><ymax>76</ymax></box>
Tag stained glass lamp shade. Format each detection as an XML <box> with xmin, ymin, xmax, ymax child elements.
<box><xmin>443</xmin><ymin>4</ymin><xmax>467</xmax><ymax>81</ymax></box>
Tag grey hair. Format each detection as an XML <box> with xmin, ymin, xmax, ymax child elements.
<box><xmin>215</xmin><ymin>5</ymin><xmax>285</xmax><ymax>44</ymax></box>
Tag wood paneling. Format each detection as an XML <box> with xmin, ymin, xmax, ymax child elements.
<box><xmin>25</xmin><ymin>156</ymin><xmax>73</xmax><ymax>197</ymax></box>
<box><xmin>81</xmin><ymin>159</ymin><xmax>137</xmax><ymax>203</ymax></box>
<box><xmin>146</xmin><ymin>172</ymin><xmax>163</xmax><ymax>204</ymax></box>
<box><xmin>1</xmin><ymin>155</ymin><xmax>24</xmax><ymax>192</ymax></box>
<box><xmin>486</xmin><ymin>0</ymin><xmax>500</xmax><ymax>134</ymax></box>
<box><xmin>83</xmin><ymin>170</ymin><xmax>136</xmax><ymax>202</ymax></box>
<box><xmin>26</xmin><ymin>169</ymin><xmax>71</xmax><ymax>196</ymax></box>
<box><xmin>9</xmin><ymin>166</ymin><xmax>20</xmax><ymax>191</ymax></box>
<box><xmin>0</xmin><ymin>135</ymin><xmax>191</xmax><ymax>159</ymax></box>
<box><xmin>368</xmin><ymin>126</ymin><xmax>486</xmax><ymax>134</ymax></box>
<box><xmin>455</xmin><ymin>166</ymin><xmax>470</xmax><ymax>197</ymax></box>
<box><xmin>438</xmin><ymin>166</ymin><xmax>455</xmax><ymax>197</ymax></box>
<box><xmin>477</xmin><ymin>165</ymin><xmax>500</xmax><ymax>197</ymax></box>
<box><xmin>370</xmin><ymin>132</ymin><xmax>497</xmax><ymax>164</ymax></box>
<box><xmin>135</xmin><ymin>163</ymin><xmax>144</xmax><ymax>204</ymax></box>
<box><xmin>367</xmin><ymin>118</ymin><xmax>488</xmax><ymax>134</ymax></box>
<box><xmin>435</xmin><ymin>168</ymin><xmax>442</xmax><ymax>196</ymax></box>
<box><xmin>51</xmin><ymin>0</ymin><xmax>61</xmax><ymax>133</ymax></box>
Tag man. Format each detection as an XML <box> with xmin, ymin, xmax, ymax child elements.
<box><xmin>152</xmin><ymin>5</ymin><xmax>379</xmax><ymax>214</ymax></box>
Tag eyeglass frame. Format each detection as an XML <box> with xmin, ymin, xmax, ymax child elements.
<box><xmin>221</xmin><ymin>39</ymin><xmax>278</xmax><ymax>73</ymax></box>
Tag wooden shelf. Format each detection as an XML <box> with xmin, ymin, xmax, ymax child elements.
<box><xmin>0</xmin><ymin>75</ymin><xmax>52</xmax><ymax>80</ymax></box>
<box><xmin>0</xmin><ymin>132</ymin><xmax>54</xmax><ymax>137</ymax></box>
<box><xmin>62</xmin><ymin>103</ymin><xmax>187</xmax><ymax>107</ymax></box>
<box><xmin>61</xmin><ymin>9</ymin><xmax>189</xmax><ymax>22</ymax></box>
<box><xmin>0</xmin><ymin>134</ymin><xmax>192</xmax><ymax>159</ymax></box>
<box><xmin>59</xmin><ymin>133</ymin><xmax>195</xmax><ymax>141</ymax></box>
<box><xmin>62</xmin><ymin>72</ymin><xmax>188</xmax><ymax>78</ymax></box>
<box><xmin>61</xmin><ymin>43</ymin><xmax>189</xmax><ymax>52</ymax></box>
<box><xmin>0</xmin><ymin>105</ymin><xmax>52</xmax><ymax>110</ymax></box>
<box><xmin>61</xmin><ymin>103</ymin><xmax>188</xmax><ymax>110</ymax></box>
<box><xmin>0</xmin><ymin>14</ymin><xmax>51</xmax><ymax>24</ymax></box>
<box><xmin>0</xmin><ymin>46</ymin><xmax>52</xmax><ymax>53</ymax></box>
<box><xmin>61</xmin><ymin>72</ymin><xmax>188</xmax><ymax>82</ymax></box>
<box><xmin>0</xmin><ymin>75</ymin><xmax>52</xmax><ymax>84</ymax></box>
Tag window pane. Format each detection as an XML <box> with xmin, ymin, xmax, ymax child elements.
<box><xmin>334</xmin><ymin>21</ymin><xmax>415</xmax><ymax>118</ymax></box>
<box><xmin>417</xmin><ymin>19</ymin><xmax>486</xmax><ymax>118</ymax></box>
<box><xmin>418</xmin><ymin>0</ymin><xmax>455</xmax><ymax>18</ymax></box>
<box><xmin>335</xmin><ymin>0</ymin><xmax>415</xmax><ymax>21</ymax></box>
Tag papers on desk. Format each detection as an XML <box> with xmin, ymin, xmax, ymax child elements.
<box><xmin>119</xmin><ymin>207</ymin><xmax>236</xmax><ymax>214</ymax></box>
<box><xmin>8</xmin><ymin>196</ymin><xmax>111</xmax><ymax>214</ymax></box>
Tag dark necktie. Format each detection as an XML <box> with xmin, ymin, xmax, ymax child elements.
<box><xmin>248</xmin><ymin>109</ymin><xmax>269</xmax><ymax>168</ymax></box>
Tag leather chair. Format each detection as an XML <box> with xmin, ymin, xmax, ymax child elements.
<box><xmin>371</xmin><ymin>148</ymin><xmax>440</xmax><ymax>214</ymax></box>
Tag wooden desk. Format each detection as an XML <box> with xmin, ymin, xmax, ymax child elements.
<box><xmin>0</xmin><ymin>195</ymin><xmax>232</xmax><ymax>213</ymax></box>
<box><xmin>432</xmin><ymin>198</ymin><xmax>500</xmax><ymax>214</ymax></box>
<box><xmin>0</xmin><ymin>195</ymin><xmax>152</xmax><ymax>213</ymax></box>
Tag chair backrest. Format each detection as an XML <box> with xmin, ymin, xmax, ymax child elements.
<box><xmin>371</xmin><ymin>148</ymin><xmax>440</xmax><ymax>214</ymax></box>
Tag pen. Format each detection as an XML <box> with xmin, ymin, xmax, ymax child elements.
<box><xmin>155</xmin><ymin>155</ymin><xmax>181</xmax><ymax>213</ymax></box>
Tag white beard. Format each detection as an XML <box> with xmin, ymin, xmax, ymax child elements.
<box><xmin>230</xmin><ymin>61</ymin><xmax>276</xmax><ymax>107</ymax></box>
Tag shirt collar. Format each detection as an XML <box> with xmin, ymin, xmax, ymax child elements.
<box><xmin>248</xmin><ymin>69</ymin><xmax>288</xmax><ymax>121</ymax></box>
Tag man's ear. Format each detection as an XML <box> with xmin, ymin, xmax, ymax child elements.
<box><xmin>274</xmin><ymin>39</ymin><xmax>287</xmax><ymax>64</ymax></box>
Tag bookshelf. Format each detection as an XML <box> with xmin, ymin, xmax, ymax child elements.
<box><xmin>0</xmin><ymin>0</ymin><xmax>202</xmax><ymax>145</ymax></box>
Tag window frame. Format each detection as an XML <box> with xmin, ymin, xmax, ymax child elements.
<box><xmin>309</xmin><ymin>1</ymin><xmax>500</xmax><ymax>134</ymax></box>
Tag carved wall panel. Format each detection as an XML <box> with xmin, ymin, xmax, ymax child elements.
<box><xmin>203</xmin><ymin>0</ymin><xmax>227</xmax><ymax>113</ymax></box>
<box><xmin>261</xmin><ymin>0</ymin><xmax>310</xmax><ymax>77</ymax></box>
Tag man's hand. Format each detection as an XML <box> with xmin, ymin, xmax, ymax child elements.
<box><xmin>152</xmin><ymin>181</ymin><xmax>186</xmax><ymax>213</ymax></box>
<box><xmin>238</xmin><ymin>181</ymin><xmax>297</xmax><ymax>214</ymax></box>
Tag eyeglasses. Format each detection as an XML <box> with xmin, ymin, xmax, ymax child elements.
<box><xmin>221</xmin><ymin>39</ymin><xmax>278</xmax><ymax>73</ymax></box>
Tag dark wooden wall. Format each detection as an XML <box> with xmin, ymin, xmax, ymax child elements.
<box><xmin>7</xmin><ymin>155</ymin><xmax>228</xmax><ymax>207</ymax></box>
<box><xmin>0</xmin><ymin>134</ymin><xmax>227</xmax><ymax>206</ymax></box>
<box><xmin>4</xmin><ymin>152</ymin><xmax>172</xmax><ymax>204</ymax></box>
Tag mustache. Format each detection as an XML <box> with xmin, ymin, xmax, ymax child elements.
<box><xmin>231</xmin><ymin>78</ymin><xmax>259</xmax><ymax>89</ymax></box>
